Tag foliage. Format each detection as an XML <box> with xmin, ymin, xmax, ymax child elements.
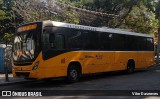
<box><xmin>0</xmin><ymin>0</ymin><xmax>160</xmax><ymax>44</ymax></box>
<box><xmin>0</xmin><ymin>0</ymin><xmax>14</xmax><ymax>44</ymax></box>
<box><xmin>1</xmin><ymin>0</ymin><xmax>80</xmax><ymax>43</ymax></box>
<box><xmin>59</xmin><ymin>0</ymin><xmax>158</xmax><ymax>34</ymax></box>
<box><xmin>12</xmin><ymin>0</ymin><xmax>79</xmax><ymax>24</ymax></box>
<box><xmin>3</xmin><ymin>33</ymin><xmax>14</xmax><ymax>44</ymax></box>
<box><xmin>120</xmin><ymin>5</ymin><xmax>158</xmax><ymax>34</ymax></box>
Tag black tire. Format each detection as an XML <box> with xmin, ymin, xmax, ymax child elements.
<box><xmin>126</xmin><ymin>61</ymin><xmax>134</xmax><ymax>74</ymax></box>
<box><xmin>67</xmin><ymin>65</ymin><xmax>80</xmax><ymax>83</ymax></box>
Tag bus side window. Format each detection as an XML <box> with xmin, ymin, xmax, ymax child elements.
<box><xmin>147</xmin><ymin>38</ymin><xmax>154</xmax><ymax>51</ymax></box>
<box><xmin>83</xmin><ymin>31</ymin><xmax>99</xmax><ymax>50</ymax></box>
<box><xmin>49</xmin><ymin>34</ymin><xmax>55</xmax><ymax>48</ymax></box>
<box><xmin>55</xmin><ymin>34</ymin><xmax>65</xmax><ymax>49</ymax></box>
<box><xmin>42</xmin><ymin>30</ymin><xmax>50</xmax><ymax>51</ymax></box>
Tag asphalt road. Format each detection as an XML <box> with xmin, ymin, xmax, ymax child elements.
<box><xmin>0</xmin><ymin>66</ymin><xmax>160</xmax><ymax>99</ymax></box>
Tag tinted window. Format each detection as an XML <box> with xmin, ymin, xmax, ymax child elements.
<box><xmin>136</xmin><ymin>37</ymin><xmax>146</xmax><ymax>51</ymax></box>
<box><xmin>55</xmin><ymin>34</ymin><xmax>65</xmax><ymax>49</ymax></box>
<box><xmin>125</xmin><ymin>35</ymin><xmax>137</xmax><ymax>51</ymax></box>
<box><xmin>100</xmin><ymin>32</ymin><xmax>113</xmax><ymax>50</ymax></box>
<box><xmin>68</xmin><ymin>30</ymin><xmax>82</xmax><ymax>49</ymax></box>
<box><xmin>146</xmin><ymin>38</ymin><xmax>154</xmax><ymax>51</ymax></box>
<box><xmin>42</xmin><ymin>27</ymin><xmax>65</xmax><ymax>51</ymax></box>
<box><xmin>42</xmin><ymin>29</ymin><xmax>50</xmax><ymax>52</ymax></box>
<box><xmin>112</xmin><ymin>34</ymin><xmax>126</xmax><ymax>51</ymax></box>
<box><xmin>83</xmin><ymin>31</ymin><xmax>99</xmax><ymax>50</ymax></box>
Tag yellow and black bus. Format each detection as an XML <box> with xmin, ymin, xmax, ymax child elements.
<box><xmin>13</xmin><ymin>20</ymin><xmax>154</xmax><ymax>82</ymax></box>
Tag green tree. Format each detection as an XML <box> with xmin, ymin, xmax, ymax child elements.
<box><xmin>12</xmin><ymin>0</ymin><xmax>79</xmax><ymax>24</ymax></box>
<box><xmin>3</xmin><ymin>33</ymin><xmax>14</xmax><ymax>45</ymax></box>
<box><xmin>0</xmin><ymin>0</ymin><xmax>15</xmax><ymax>44</ymax></box>
<box><xmin>59</xmin><ymin>0</ymin><xmax>158</xmax><ymax>34</ymax></box>
<box><xmin>120</xmin><ymin>4</ymin><xmax>158</xmax><ymax>34</ymax></box>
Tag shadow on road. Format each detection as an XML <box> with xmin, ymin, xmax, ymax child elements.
<box><xmin>14</xmin><ymin>68</ymin><xmax>151</xmax><ymax>90</ymax></box>
<box><xmin>79</xmin><ymin>69</ymin><xmax>148</xmax><ymax>82</ymax></box>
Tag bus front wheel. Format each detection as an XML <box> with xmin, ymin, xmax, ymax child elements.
<box><xmin>67</xmin><ymin>65</ymin><xmax>80</xmax><ymax>83</ymax></box>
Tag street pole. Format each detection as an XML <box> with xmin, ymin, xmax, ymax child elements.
<box><xmin>4</xmin><ymin>47</ymin><xmax>9</xmax><ymax>82</ymax></box>
<box><xmin>156</xmin><ymin>11</ymin><xmax>160</xmax><ymax>65</ymax></box>
<box><xmin>156</xmin><ymin>27</ymin><xmax>160</xmax><ymax>65</ymax></box>
<box><xmin>156</xmin><ymin>0</ymin><xmax>160</xmax><ymax>64</ymax></box>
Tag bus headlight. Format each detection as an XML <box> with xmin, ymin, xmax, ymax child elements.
<box><xmin>32</xmin><ymin>61</ymin><xmax>39</xmax><ymax>70</ymax></box>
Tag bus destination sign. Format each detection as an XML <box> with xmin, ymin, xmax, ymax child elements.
<box><xmin>17</xmin><ymin>24</ymin><xmax>37</xmax><ymax>32</ymax></box>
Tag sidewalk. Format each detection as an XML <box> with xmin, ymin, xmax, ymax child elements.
<box><xmin>0</xmin><ymin>74</ymin><xmax>33</xmax><ymax>86</ymax></box>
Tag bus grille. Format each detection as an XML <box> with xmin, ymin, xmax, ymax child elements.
<box><xmin>15</xmin><ymin>72</ymin><xmax>30</xmax><ymax>78</ymax></box>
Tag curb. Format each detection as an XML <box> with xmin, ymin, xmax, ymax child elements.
<box><xmin>0</xmin><ymin>79</ymin><xmax>36</xmax><ymax>87</ymax></box>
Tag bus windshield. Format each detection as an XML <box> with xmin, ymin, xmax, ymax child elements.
<box><xmin>13</xmin><ymin>32</ymin><xmax>35</xmax><ymax>62</ymax></box>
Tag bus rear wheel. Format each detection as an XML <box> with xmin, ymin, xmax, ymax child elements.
<box><xmin>67</xmin><ymin>65</ymin><xmax>80</xmax><ymax>83</ymax></box>
<box><xmin>126</xmin><ymin>61</ymin><xmax>135</xmax><ymax>74</ymax></box>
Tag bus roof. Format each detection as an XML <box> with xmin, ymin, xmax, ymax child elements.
<box><xmin>48</xmin><ymin>21</ymin><xmax>152</xmax><ymax>38</ymax></box>
<box><xmin>20</xmin><ymin>20</ymin><xmax>152</xmax><ymax>38</ymax></box>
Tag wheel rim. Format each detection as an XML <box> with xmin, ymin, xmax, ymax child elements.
<box><xmin>70</xmin><ymin>69</ymin><xmax>78</xmax><ymax>80</ymax></box>
<box><xmin>128</xmin><ymin>66</ymin><xmax>132</xmax><ymax>72</ymax></box>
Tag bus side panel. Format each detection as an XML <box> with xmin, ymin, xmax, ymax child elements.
<box><xmin>39</xmin><ymin>54</ymin><xmax>68</xmax><ymax>79</ymax></box>
<box><xmin>113</xmin><ymin>52</ymin><xmax>136</xmax><ymax>71</ymax></box>
<box><xmin>38</xmin><ymin>51</ymin><xmax>116</xmax><ymax>78</ymax></box>
<box><xmin>39</xmin><ymin>51</ymin><xmax>154</xmax><ymax>79</ymax></box>
<box><xmin>136</xmin><ymin>52</ymin><xmax>154</xmax><ymax>69</ymax></box>
<box><xmin>38</xmin><ymin>51</ymin><xmax>86</xmax><ymax>79</ymax></box>
<box><xmin>81</xmin><ymin>51</ymin><xmax>115</xmax><ymax>74</ymax></box>
<box><xmin>99</xmin><ymin>52</ymin><xmax>115</xmax><ymax>72</ymax></box>
<box><xmin>112</xmin><ymin>51</ymin><xmax>154</xmax><ymax>71</ymax></box>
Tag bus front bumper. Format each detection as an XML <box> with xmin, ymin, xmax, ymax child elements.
<box><xmin>13</xmin><ymin>70</ymin><xmax>40</xmax><ymax>79</ymax></box>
